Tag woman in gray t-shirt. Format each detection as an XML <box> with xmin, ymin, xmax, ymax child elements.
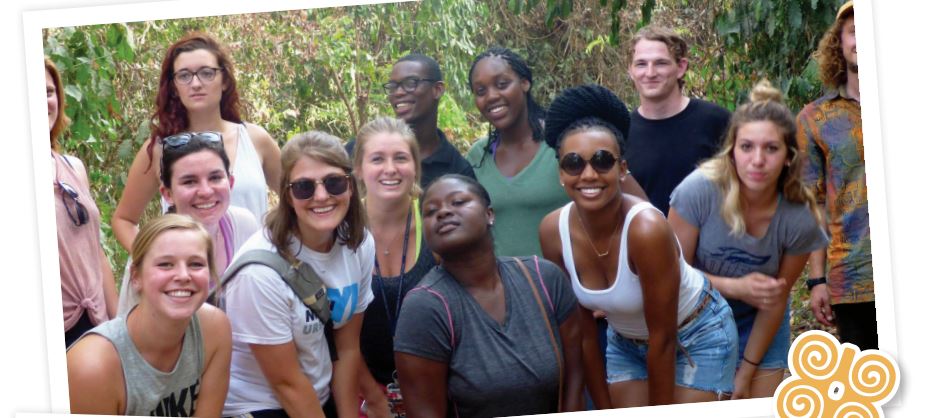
<box><xmin>668</xmin><ymin>81</ymin><xmax>828</xmax><ymax>399</ymax></box>
<box><xmin>395</xmin><ymin>175</ymin><xmax>582</xmax><ymax>418</ymax></box>
<box><xmin>67</xmin><ymin>214</ymin><xmax>232</xmax><ymax>416</ymax></box>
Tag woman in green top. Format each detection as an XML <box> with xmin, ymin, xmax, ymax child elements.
<box><xmin>465</xmin><ymin>47</ymin><xmax>570</xmax><ymax>257</ymax></box>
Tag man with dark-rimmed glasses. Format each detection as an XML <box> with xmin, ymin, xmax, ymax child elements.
<box><xmin>348</xmin><ymin>53</ymin><xmax>474</xmax><ymax>188</ymax></box>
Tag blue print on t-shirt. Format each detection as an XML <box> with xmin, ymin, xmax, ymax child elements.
<box><xmin>709</xmin><ymin>246</ymin><xmax>771</xmax><ymax>266</ymax></box>
<box><xmin>327</xmin><ymin>284</ymin><xmax>359</xmax><ymax>324</ymax></box>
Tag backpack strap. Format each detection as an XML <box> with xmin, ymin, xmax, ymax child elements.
<box><xmin>214</xmin><ymin>249</ymin><xmax>337</xmax><ymax>361</ymax></box>
<box><xmin>513</xmin><ymin>256</ymin><xmax>563</xmax><ymax>412</ymax></box>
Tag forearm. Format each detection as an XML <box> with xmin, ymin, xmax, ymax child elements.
<box><xmin>112</xmin><ymin>217</ymin><xmax>139</xmax><ymax>253</ymax></box>
<box><xmin>99</xmin><ymin>249</ymin><xmax>118</xmax><ymax>318</ymax></box>
<box><xmin>808</xmin><ymin>248</ymin><xmax>826</xmax><ymax>278</ymax></box>
<box><xmin>357</xmin><ymin>356</ymin><xmax>387</xmax><ymax>407</ymax></box>
<box><xmin>742</xmin><ymin>301</ymin><xmax>788</xmax><ymax>369</ymax></box>
<box><xmin>270</xmin><ymin>377</ymin><xmax>326</xmax><ymax>418</ymax></box>
<box><xmin>581</xmin><ymin>321</ymin><xmax>611</xmax><ymax>409</ymax></box>
<box><xmin>645</xmin><ymin>331</ymin><xmax>676</xmax><ymax>405</ymax></box>
<box><xmin>332</xmin><ymin>321</ymin><xmax>365</xmax><ymax>418</ymax></box>
<box><xmin>704</xmin><ymin>272</ymin><xmax>741</xmax><ymax>300</ymax></box>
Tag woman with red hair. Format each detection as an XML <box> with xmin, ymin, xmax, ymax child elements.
<box><xmin>112</xmin><ymin>32</ymin><xmax>280</xmax><ymax>251</ymax></box>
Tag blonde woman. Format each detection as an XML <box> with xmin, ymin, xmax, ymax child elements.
<box><xmin>667</xmin><ymin>81</ymin><xmax>828</xmax><ymax>399</ymax></box>
<box><xmin>352</xmin><ymin>117</ymin><xmax>435</xmax><ymax>417</ymax></box>
<box><xmin>67</xmin><ymin>214</ymin><xmax>232</xmax><ymax>416</ymax></box>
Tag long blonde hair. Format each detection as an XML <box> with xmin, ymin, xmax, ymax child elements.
<box><xmin>265</xmin><ymin>131</ymin><xmax>366</xmax><ymax>264</ymax></box>
<box><xmin>699</xmin><ymin>80</ymin><xmax>822</xmax><ymax>236</ymax></box>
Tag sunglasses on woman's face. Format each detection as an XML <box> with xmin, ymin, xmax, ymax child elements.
<box><xmin>162</xmin><ymin>131</ymin><xmax>223</xmax><ymax>150</ymax></box>
<box><xmin>57</xmin><ymin>180</ymin><xmax>89</xmax><ymax>226</ymax></box>
<box><xmin>288</xmin><ymin>174</ymin><xmax>351</xmax><ymax>200</ymax></box>
<box><xmin>558</xmin><ymin>150</ymin><xmax>618</xmax><ymax>176</ymax></box>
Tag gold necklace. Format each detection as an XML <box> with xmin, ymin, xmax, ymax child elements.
<box><xmin>574</xmin><ymin>207</ymin><xmax>621</xmax><ymax>258</ymax></box>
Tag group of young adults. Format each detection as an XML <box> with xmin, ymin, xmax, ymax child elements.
<box><xmin>53</xmin><ymin>1</ymin><xmax>875</xmax><ymax>417</ymax></box>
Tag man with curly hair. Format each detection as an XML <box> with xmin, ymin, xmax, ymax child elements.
<box><xmin>797</xmin><ymin>1</ymin><xmax>876</xmax><ymax>350</ymax></box>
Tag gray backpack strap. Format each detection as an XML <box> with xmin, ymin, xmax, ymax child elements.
<box><xmin>214</xmin><ymin>250</ymin><xmax>332</xmax><ymax>327</ymax></box>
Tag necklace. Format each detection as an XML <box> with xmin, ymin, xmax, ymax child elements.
<box><xmin>574</xmin><ymin>206</ymin><xmax>621</xmax><ymax>258</ymax></box>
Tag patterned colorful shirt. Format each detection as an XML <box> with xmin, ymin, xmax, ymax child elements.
<box><xmin>796</xmin><ymin>86</ymin><xmax>873</xmax><ymax>304</ymax></box>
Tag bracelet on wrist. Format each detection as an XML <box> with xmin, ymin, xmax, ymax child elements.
<box><xmin>805</xmin><ymin>277</ymin><xmax>827</xmax><ymax>291</ymax></box>
<box><xmin>742</xmin><ymin>356</ymin><xmax>760</xmax><ymax>367</ymax></box>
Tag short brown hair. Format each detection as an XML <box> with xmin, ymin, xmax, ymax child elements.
<box><xmin>628</xmin><ymin>26</ymin><xmax>689</xmax><ymax>89</ymax></box>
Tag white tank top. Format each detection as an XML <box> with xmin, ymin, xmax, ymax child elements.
<box><xmin>558</xmin><ymin>201</ymin><xmax>703</xmax><ymax>339</ymax></box>
<box><xmin>229</xmin><ymin>124</ymin><xmax>269</xmax><ymax>223</ymax></box>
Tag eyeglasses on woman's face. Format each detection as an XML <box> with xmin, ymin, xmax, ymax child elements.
<box><xmin>173</xmin><ymin>67</ymin><xmax>223</xmax><ymax>85</ymax></box>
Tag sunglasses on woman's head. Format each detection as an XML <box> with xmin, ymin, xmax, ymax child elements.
<box><xmin>288</xmin><ymin>174</ymin><xmax>351</xmax><ymax>200</ymax></box>
<box><xmin>57</xmin><ymin>180</ymin><xmax>89</xmax><ymax>226</ymax></box>
<box><xmin>559</xmin><ymin>150</ymin><xmax>618</xmax><ymax>176</ymax></box>
<box><xmin>162</xmin><ymin>131</ymin><xmax>223</xmax><ymax>150</ymax></box>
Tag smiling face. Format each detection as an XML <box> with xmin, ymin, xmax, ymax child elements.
<box><xmin>421</xmin><ymin>177</ymin><xmax>494</xmax><ymax>258</ymax></box>
<box><xmin>470</xmin><ymin>56</ymin><xmax>530</xmax><ymax>132</ymax></box>
<box><xmin>841</xmin><ymin>15</ymin><xmax>857</xmax><ymax>73</ymax></box>
<box><xmin>132</xmin><ymin>229</ymin><xmax>211</xmax><ymax>321</ymax></box>
<box><xmin>289</xmin><ymin>155</ymin><xmax>352</xmax><ymax>250</ymax></box>
<box><xmin>160</xmin><ymin>149</ymin><xmax>232</xmax><ymax>227</ymax></box>
<box><xmin>733</xmin><ymin>120</ymin><xmax>788</xmax><ymax>195</ymax></box>
<box><xmin>628</xmin><ymin>39</ymin><xmax>688</xmax><ymax>103</ymax></box>
<box><xmin>46</xmin><ymin>70</ymin><xmax>59</xmax><ymax>133</ymax></box>
<box><xmin>173</xmin><ymin>48</ymin><xmax>226</xmax><ymax>114</ymax></box>
<box><xmin>387</xmin><ymin>60</ymin><xmax>442</xmax><ymax>124</ymax></box>
<box><xmin>358</xmin><ymin>132</ymin><xmax>418</xmax><ymax>203</ymax></box>
<box><xmin>558</xmin><ymin>128</ymin><xmax>627</xmax><ymax>212</ymax></box>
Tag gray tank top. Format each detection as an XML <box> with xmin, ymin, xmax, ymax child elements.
<box><xmin>89</xmin><ymin>313</ymin><xmax>204</xmax><ymax>416</ymax></box>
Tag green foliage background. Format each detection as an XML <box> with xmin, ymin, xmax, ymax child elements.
<box><xmin>44</xmin><ymin>0</ymin><xmax>844</xmax><ymax>337</ymax></box>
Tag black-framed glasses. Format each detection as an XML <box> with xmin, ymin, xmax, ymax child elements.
<box><xmin>288</xmin><ymin>174</ymin><xmax>351</xmax><ymax>200</ymax></box>
<box><xmin>57</xmin><ymin>180</ymin><xmax>89</xmax><ymax>227</ymax></box>
<box><xmin>383</xmin><ymin>77</ymin><xmax>437</xmax><ymax>95</ymax></box>
<box><xmin>559</xmin><ymin>150</ymin><xmax>618</xmax><ymax>176</ymax></box>
<box><xmin>162</xmin><ymin>131</ymin><xmax>223</xmax><ymax>150</ymax></box>
<box><xmin>173</xmin><ymin>66</ymin><xmax>223</xmax><ymax>85</ymax></box>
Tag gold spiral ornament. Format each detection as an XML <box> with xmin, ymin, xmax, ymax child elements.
<box><xmin>774</xmin><ymin>331</ymin><xmax>899</xmax><ymax>418</ymax></box>
<box><xmin>791</xmin><ymin>331</ymin><xmax>841</xmax><ymax>380</ymax></box>
<box><xmin>848</xmin><ymin>352</ymin><xmax>898</xmax><ymax>402</ymax></box>
<box><xmin>776</xmin><ymin>379</ymin><xmax>824</xmax><ymax>418</ymax></box>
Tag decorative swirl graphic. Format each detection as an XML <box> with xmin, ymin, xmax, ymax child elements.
<box><xmin>774</xmin><ymin>331</ymin><xmax>899</xmax><ymax>418</ymax></box>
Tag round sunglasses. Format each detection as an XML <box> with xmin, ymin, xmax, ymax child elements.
<box><xmin>288</xmin><ymin>174</ymin><xmax>351</xmax><ymax>200</ymax></box>
<box><xmin>558</xmin><ymin>150</ymin><xmax>618</xmax><ymax>176</ymax></box>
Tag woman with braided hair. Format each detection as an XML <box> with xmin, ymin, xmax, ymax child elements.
<box><xmin>466</xmin><ymin>47</ymin><xmax>644</xmax><ymax>257</ymax></box>
<box><xmin>539</xmin><ymin>84</ymin><xmax>737</xmax><ymax>407</ymax></box>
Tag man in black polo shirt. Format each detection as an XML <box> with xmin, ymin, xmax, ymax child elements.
<box><xmin>349</xmin><ymin>53</ymin><xmax>474</xmax><ymax>188</ymax></box>
<box><xmin>623</xmin><ymin>26</ymin><xmax>730</xmax><ymax>214</ymax></box>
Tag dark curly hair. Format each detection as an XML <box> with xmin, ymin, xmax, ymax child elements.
<box><xmin>814</xmin><ymin>8</ymin><xmax>855</xmax><ymax>89</ymax></box>
<box><xmin>467</xmin><ymin>47</ymin><xmax>546</xmax><ymax>167</ymax></box>
<box><xmin>544</xmin><ymin>84</ymin><xmax>631</xmax><ymax>157</ymax></box>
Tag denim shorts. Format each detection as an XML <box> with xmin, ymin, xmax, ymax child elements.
<box><xmin>606</xmin><ymin>281</ymin><xmax>738</xmax><ymax>395</ymax></box>
<box><xmin>731</xmin><ymin>299</ymin><xmax>791</xmax><ymax>370</ymax></box>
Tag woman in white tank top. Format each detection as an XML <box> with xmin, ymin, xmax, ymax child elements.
<box><xmin>112</xmin><ymin>32</ymin><xmax>280</xmax><ymax>254</ymax></box>
<box><xmin>539</xmin><ymin>85</ymin><xmax>737</xmax><ymax>408</ymax></box>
